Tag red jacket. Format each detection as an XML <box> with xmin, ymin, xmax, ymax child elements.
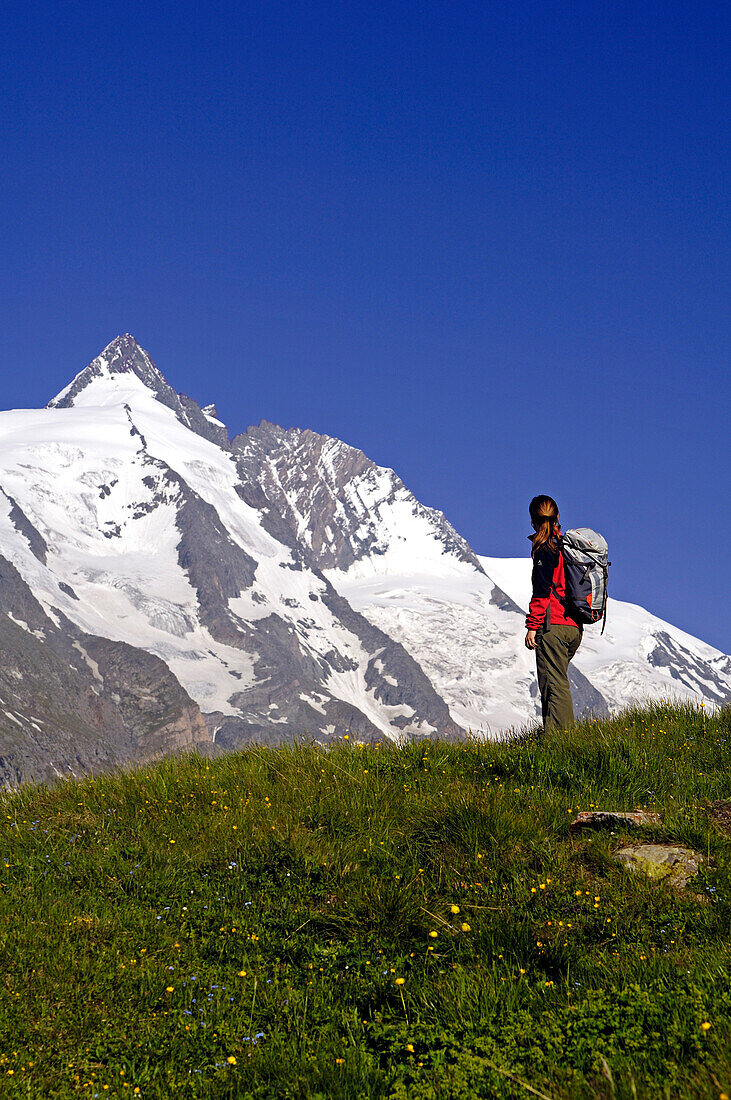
<box><xmin>526</xmin><ymin>536</ymin><xmax>582</xmax><ymax>631</ymax></box>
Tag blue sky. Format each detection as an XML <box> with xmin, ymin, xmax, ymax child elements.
<box><xmin>1</xmin><ymin>0</ymin><xmax>729</xmax><ymax>650</ymax></box>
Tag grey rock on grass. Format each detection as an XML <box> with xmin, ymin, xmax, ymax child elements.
<box><xmin>570</xmin><ymin>810</ymin><xmax>663</xmax><ymax>832</ymax></box>
<box><xmin>614</xmin><ymin>844</ymin><xmax>704</xmax><ymax>889</ymax></box>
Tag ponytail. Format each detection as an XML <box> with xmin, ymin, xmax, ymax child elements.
<box><xmin>529</xmin><ymin>495</ymin><xmax>560</xmax><ymax>557</ymax></box>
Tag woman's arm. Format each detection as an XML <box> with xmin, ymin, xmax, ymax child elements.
<box><xmin>525</xmin><ymin>546</ymin><xmax>556</xmax><ymax>630</ymax></box>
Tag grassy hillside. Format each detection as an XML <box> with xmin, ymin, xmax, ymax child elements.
<box><xmin>0</xmin><ymin>703</ymin><xmax>729</xmax><ymax>1099</ymax></box>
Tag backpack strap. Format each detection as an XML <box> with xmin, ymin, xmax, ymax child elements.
<box><xmin>600</xmin><ymin>563</ymin><xmax>610</xmax><ymax>635</ymax></box>
<box><xmin>548</xmin><ymin>539</ymin><xmax>563</xmax><ymax>623</ymax></box>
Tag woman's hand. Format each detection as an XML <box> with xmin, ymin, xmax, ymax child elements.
<box><xmin>525</xmin><ymin>629</ymin><xmax>537</xmax><ymax>650</ymax></box>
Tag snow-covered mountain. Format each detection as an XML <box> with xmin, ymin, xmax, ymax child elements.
<box><xmin>0</xmin><ymin>335</ymin><xmax>460</xmax><ymax>781</ymax></box>
<box><xmin>0</xmin><ymin>335</ymin><xmax>728</xmax><ymax>781</ymax></box>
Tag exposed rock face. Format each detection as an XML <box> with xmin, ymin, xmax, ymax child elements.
<box><xmin>3</xmin><ymin>490</ymin><xmax>48</xmax><ymax>564</ymax></box>
<box><xmin>169</xmin><ymin>467</ymin><xmax>259</xmax><ymax>641</ymax></box>
<box><xmin>0</xmin><ymin>554</ymin><xmax>209</xmax><ymax>787</ymax></box>
<box><xmin>82</xmin><ymin>635</ymin><xmax>210</xmax><ymax>756</ymax></box>
<box><xmin>178</xmin><ymin>395</ymin><xmax>231</xmax><ymax>450</ymax></box>
<box><xmin>648</xmin><ymin>631</ymin><xmax>731</xmax><ymax>705</ymax></box>
<box><xmin>233</xmin><ymin>421</ymin><xmax>485</xmax><ymax>575</ymax></box>
<box><xmin>319</xmin><ymin>583</ymin><xmax>458</xmax><ymax>733</ymax></box>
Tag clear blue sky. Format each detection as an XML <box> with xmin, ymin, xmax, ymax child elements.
<box><xmin>1</xmin><ymin>1</ymin><xmax>729</xmax><ymax>650</ymax></box>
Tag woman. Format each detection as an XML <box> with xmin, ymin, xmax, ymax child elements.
<box><xmin>524</xmin><ymin>495</ymin><xmax>582</xmax><ymax>732</ymax></box>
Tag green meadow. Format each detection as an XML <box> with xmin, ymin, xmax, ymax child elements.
<box><xmin>0</xmin><ymin>702</ymin><xmax>729</xmax><ymax>1099</ymax></box>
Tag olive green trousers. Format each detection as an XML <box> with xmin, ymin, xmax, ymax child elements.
<box><xmin>535</xmin><ymin>624</ymin><xmax>582</xmax><ymax>732</ymax></box>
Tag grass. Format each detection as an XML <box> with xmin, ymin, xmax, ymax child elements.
<box><xmin>0</xmin><ymin>701</ymin><xmax>729</xmax><ymax>1099</ymax></box>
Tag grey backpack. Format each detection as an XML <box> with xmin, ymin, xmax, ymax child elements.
<box><xmin>560</xmin><ymin>529</ymin><xmax>610</xmax><ymax>632</ymax></box>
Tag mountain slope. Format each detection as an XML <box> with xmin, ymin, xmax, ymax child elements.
<box><xmin>0</xmin><ymin>334</ymin><xmax>728</xmax><ymax>782</ymax></box>
<box><xmin>0</xmin><ymin>336</ymin><xmax>461</xmax><ymax>761</ymax></box>
<box><xmin>0</xmin><ymin>546</ymin><xmax>208</xmax><ymax>787</ymax></box>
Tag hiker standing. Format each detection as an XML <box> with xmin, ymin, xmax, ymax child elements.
<box><xmin>524</xmin><ymin>495</ymin><xmax>583</xmax><ymax>732</ymax></box>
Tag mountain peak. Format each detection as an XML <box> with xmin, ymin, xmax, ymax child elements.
<box><xmin>98</xmin><ymin>333</ymin><xmax>156</xmax><ymax>376</ymax></box>
<box><xmin>103</xmin><ymin>332</ymin><xmax>143</xmax><ymax>356</ymax></box>
<box><xmin>47</xmin><ymin>336</ymin><xmax>233</xmax><ymax>448</ymax></box>
<box><xmin>48</xmin><ymin>334</ymin><xmax>182</xmax><ymax>411</ymax></box>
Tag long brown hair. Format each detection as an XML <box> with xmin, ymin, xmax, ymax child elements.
<box><xmin>529</xmin><ymin>495</ymin><xmax>560</xmax><ymax>557</ymax></box>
